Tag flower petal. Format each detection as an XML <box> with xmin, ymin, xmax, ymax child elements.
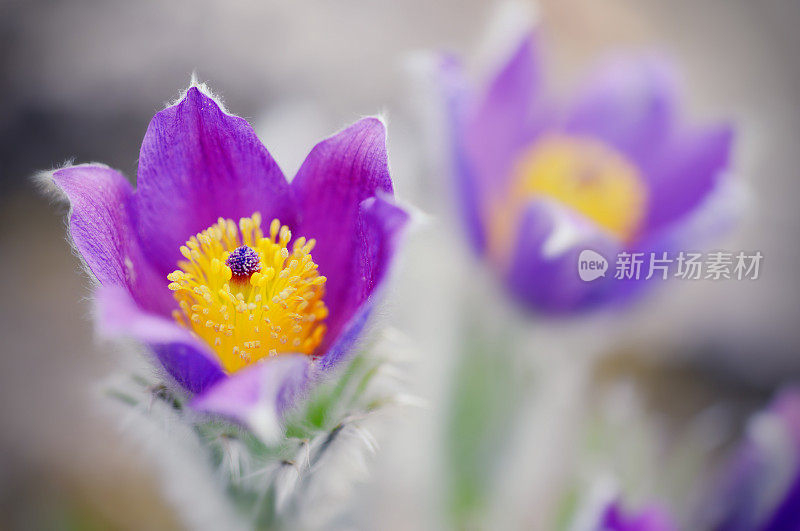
<box><xmin>292</xmin><ymin>118</ymin><xmax>400</xmax><ymax>346</ymax></box>
<box><xmin>504</xmin><ymin>199</ymin><xmax>623</xmax><ymax>313</ymax></box>
<box><xmin>465</xmin><ymin>33</ymin><xmax>546</xmax><ymax>198</ymax></box>
<box><xmin>50</xmin><ymin>164</ymin><xmax>173</xmax><ymax>315</ymax></box>
<box><xmin>313</xmin><ymin>194</ymin><xmax>407</xmax><ymax>369</ymax></box>
<box><xmin>763</xmin><ymin>475</ymin><xmax>800</xmax><ymax>531</ymax></box>
<box><xmin>329</xmin><ymin>194</ymin><xmax>408</xmax><ymax>355</ymax></box>
<box><xmin>564</xmin><ymin>55</ymin><xmax>678</xmax><ymax>170</ymax></box>
<box><xmin>96</xmin><ymin>285</ymin><xmax>225</xmax><ymax>394</ymax></box>
<box><xmin>762</xmin><ymin>389</ymin><xmax>800</xmax><ymax>530</ymax></box>
<box><xmin>191</xmin><ymin>355</ymin><xmax>310</xmax><ymax>443</ymax></box>
<box><xmin>704</xmin><ymin>388</ymin><xmax>800</xmax><ymax>531</ymax></box>
<box><xmin>601</xmin><ymin>500</ymin><xmax>677</xmax><ymax>531</ymax></box>
<box><xmin>439</xmin><ymin>54</ymin><xmax>488</xmax><ymax>254</ymax></box>
<box><xmin>642</xmin><ymin>123</ymin><xmax>734</xmax><ymax>233</ymax></box>
<box><xmin>318</xmin><ymin>300</ymin><xmax>373</xmax><ymax>372</ymax></box>
<box><xmin>135</xmin><ymin>86</ymin><xmax>296</xmax><ymax>275</ymax></box>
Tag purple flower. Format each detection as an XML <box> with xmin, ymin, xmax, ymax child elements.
<box><xmin>46</xmin><ymin>84</ymin><xmax>407</xmax><ymax>440</ymax></box>
<box><xmin>600</xmin><ymin>500</ymin><xmax>677</xmax><ymax>531</ymax></box>
<box><xmin>442</xmin><ymin>32</ymin><xmax>734</xmax><ymax>313</ymax></box>
<box><xmin>701</xmin><ymin>387</ymin><xmax>800</xmax><ymax>530</ymax></box>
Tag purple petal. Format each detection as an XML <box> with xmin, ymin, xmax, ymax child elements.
<box><xmin>504</xmin><ymin>199</ymin><xmax>623</xmax><ymax>313</ymax></box>
<box><xmin>318</xmin><ymin>289</ymin><xmax>373</xmax><ymax>372</ymax></box>
<box><xmin>642</xmin><ymin>178</ymin><xmax>742</xmax><ymax>259</ymax></box>
<box><xmin>763</xmin><ymin>471</ymin><xmax>800</xmax><ymax>531</ymax></box>
<box><xmin>315</xmin><ymin>194</ymin><xmax>408</xmax><ymax>370</ymax></box>
<box><xmin>642</xmin><ymin>123</ymin><xmax>734</xmax><ymax>234</ymax></box>
<box><xmin>564</xmin><ymin>55</ymin><xmax>678</xmax><ymax>171</ymax></box>
<box><xmin>601</xmin><ymin>501</ymin><xmax>677</xmax><ymax>531</ymax></box>
<box><xmin>704</xmin><ymin>388</ymin><xmax>800</xmax><ymax>531</ymax></box>
<box><xmin>326</xmin><ymin>194</ymin><xmax>407</xmax><ymax>359</ymax></box>
<box><xmin>355</xmin><ymin>195</ymin><xmax>410</xmax><ymax>295</ymax></box>
<box><xmin>135</xmin><ymin>86</ymin><xmax>296</xmax><ymax>275</ymax></box>
<box><xmin>465</xmin><ymin>33</ymin><xmax>545</xmax><ymax>199</ymax></box>
<box><xmin>191</xmin><ymin>355</ymin><xmax>310</xmax><ymax>443</ymax></box>
<box><xmin>292</xmin><ymin>118</ymin><xmax>400</xmax><ymax>348</ymax></box>
<box><xmin>771</xmin><ymin>388</ymin><xmax>800</xmax><ymax>446</ymax></box>
<box><xmin>50</xmin><ymin>164</ymin><xmax>174</xmax><ymax>315</ymax></box>
<box><xmin>439</xmin><ymin>54</ymin><xmax>487</xmax><ymax>254</ymax></box>
<box><xmin>96</xmin><ymin>285</ymin><xmax>225</xmax><ymax>394</ymax></box>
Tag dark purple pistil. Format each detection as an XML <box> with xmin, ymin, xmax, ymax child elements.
<box><xmin>226</xmin><ymin>245</ymin><xmax>261</xmax><ymax>280</ymax></box>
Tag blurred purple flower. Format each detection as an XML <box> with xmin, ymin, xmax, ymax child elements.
<box><xmin>441</xmin><ymin>32</ymin><xmax>735</xmax><ymax>313</ymax></box>
<box><xmin>600</xmin><ymin>500</ymin><xmax>677</xmax><ymax>531</ymax></box>
<box><xmin>46</xmin><ymin>84</ymin><xmax>407</xmax><ymax>440</ymax></box>
<box><xmin>702</xmin><ymin>387</ymin><xmax>800</xmax><ymax>530</ymax></box>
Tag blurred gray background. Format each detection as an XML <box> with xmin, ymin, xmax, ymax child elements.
<box><xmin>1</xmin><ymin>0</ymin><xmax>799</xmax><ymax>528</ymax></box>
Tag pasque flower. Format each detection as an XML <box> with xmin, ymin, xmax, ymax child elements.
<box><xmin>593</xmin><ymin>388</ymin><xmax>800</xmax><ymax>531</ymax></box>
<box><xmin>47</xmin><ymin>84</ymin><xmax>407</xmax><ymax>440</ymax></box>
<box><xmin>599</xmin><ymin>500</ymin><xmax>676</xmax><ymax>531</ymax></box>
<box><xmin>441</xmin><ymin>32</ymin><xmax>734</xmax><ymax>312</ymax></box>
<box><xmin>701</xmin><ymin>387</ymin><xmax>800</xmax><ymax>530</ymax></box>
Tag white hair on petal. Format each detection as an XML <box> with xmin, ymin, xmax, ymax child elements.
<box><xmin>372</xmin><ymin>108</ymin><xmax>390</xmax><ymax>131</ymax></box>
<box><xmin>32</xmin><ymin>161</ymin><xmax>121</xmax><ymax>293</ymax></box>
<box><xmin>32</xmin><ymin>160</ymin><xmax>111</xmax><ymax>202</ymax></box>
<box><xmin>166</xmin><ymin>73</ymin><xmax>233</xmax><ymax>116</ymax></box>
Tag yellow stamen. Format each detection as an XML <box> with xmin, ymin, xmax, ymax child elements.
<box><xmin>168</xmin><ymin>213</ymin><xmax>328</xmax><ymax>373</ymax></box>
<box><xmin>489</xmin><ymin>135</ymin><xmax>647</xmax><ymax>261</ymax></box>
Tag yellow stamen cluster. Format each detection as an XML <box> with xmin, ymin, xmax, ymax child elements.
<box><xmin>167</xmin><ymin>213</ymin><xmax>328</xmax><ymax>373</ymax></box>
<box><xmin>489</xmin><ymin>135</ymin><xmax>647</xmax><ymax>262</ymax></box>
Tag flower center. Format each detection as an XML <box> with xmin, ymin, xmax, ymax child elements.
<box><xmin>488</xmin><ymin>135</ymin><xmax>647</xmax><ymax>261</ymax></box>
<box><xmin>226</xmin><ymin>245</ymin><xmax>261</xmax><ymax>279</ymax></box>
<box><xmin>167</xmin><ymin>213</ymin><xmax>328</xmax><ymax>373</ymax></box>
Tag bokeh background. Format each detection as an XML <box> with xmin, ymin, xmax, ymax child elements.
<box><xmin>1</xmin><ymin>0</ymin><xmax>799</xmax><ymax>528</ymax></box>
